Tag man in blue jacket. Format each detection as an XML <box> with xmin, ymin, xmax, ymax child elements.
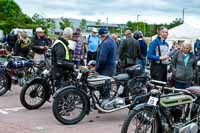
<box><xmin>147</xmin><ymin>26</ymin><xmax>169</xmax><ymax>81</ymax></box>
<box><xmin>96</xmin><ymin>28</ymin><xmax>117</xmax><ymax>105</ymax></box>
<box><xmin>96</xmin><ymin>28</ymin><xmax>117</xmax><ymax>77</ymax></box>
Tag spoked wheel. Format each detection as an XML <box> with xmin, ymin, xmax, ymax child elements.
<box><xmin>0</xmin><ymin>72</ymin><xmax>9</xmax><ymax>96</ymax></box>
<box><xmin>18</xmin><ymin>67</ymin><xmax>36</xmax><ymax>86</ymax></box>
<box><xmin>52</xmin><ymin>89</ymin><xmax>88</xmax><ymax>125</ymax></box>
<box><xmin>121</xmin><ymin>108</ymin><xmax>160</xmax><ymax>133</ymax></box>
<box><xmin>20</xmin><ymin>81</ymin><xmax>48</xmax><ymax>109</ymax></box>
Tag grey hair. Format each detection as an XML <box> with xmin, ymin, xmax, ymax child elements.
<box><xmin>63</xmin><ymin>27</ymin><xmax>73</xmax><ymax>37</ymax></box>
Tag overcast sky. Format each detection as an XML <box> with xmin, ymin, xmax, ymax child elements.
<box><xmin>14</xmin><ymin>0</ymin><xmax>200</xmax><ymax>25</ymax></box>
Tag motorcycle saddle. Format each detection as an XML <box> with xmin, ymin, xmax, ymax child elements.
<box><xmin>112</xmin><ymin>73</ymin><xmax>130</xmax><ymax>81</ymax></box>
<box><xmin>185</xmin><ymin>86</ymin><xmax>200</xmax><ymax>96</ymax></box>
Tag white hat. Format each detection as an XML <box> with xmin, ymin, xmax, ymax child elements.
<box><xmin>36</xmin><ymin>27</ymin><xmax>44</xmax><ymax>32</ymax></box>
<box><xmin>91</xmin><ymin>27</ymin><xmax>98</xmax><ymax>33</ymax></box>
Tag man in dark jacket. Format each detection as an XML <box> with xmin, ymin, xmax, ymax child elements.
<box><xmin>96</xmin><ymin>28</ymin><xmax>117</xmax><ymax>104</ymax></box>
<box><xmin>31</xmin><ymin>27</ymin><xmax>50</xmax><ymax>62</ymax></box>
<box><xmin>51</xmin><ymin>27</ymin><xmax>74</xmax><ymax>76</ymax></box>
<box><xmin>96</xmin><ymin>28</ymin><xmax>117</xmax><ymax>76</ymax></box>
<box><xmin>119</xmin><ymin>30</ymin><xmax>140</xmax><ymax>70</ymax></box>
<box><xmin>194</xmin><ymin>39</ymin><xmax>200</xmax><ymax>60</ymax></box>
<box><xmin>7</xmin><ymin>31</ymin><xmax>18</xmax><ymax>52</ymax></box>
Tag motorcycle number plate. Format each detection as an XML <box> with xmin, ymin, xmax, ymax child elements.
<box><xmin>77</xmin><ymin>72</ymin><xmax>82</xmax><ymax>79</ymax></box>
<box><xmin>147</xmin><ymin>96</ymin><xmax>158</xmax><ymax>106</ymax></box>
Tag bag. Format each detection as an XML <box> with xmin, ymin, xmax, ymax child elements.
<box><xmin>196</xmin><ymin>40</ymin><xmax>200</xmax><ymax>49</ymax></box>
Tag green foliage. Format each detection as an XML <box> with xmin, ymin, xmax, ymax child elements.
<box><xmin>32</xmin><ymin>13</ymin><xmax>56</xmax><ymax>33</ymax></box>
<box><xmin>0</xmin><ymin>0</ymin><xmax>30</xmax><ymax>34</ymax></box>
<box><xmin>79</xmin><ymin>19</ymin><xmax>87</xmax><ymax>31</ymax></box>
<box><xmin>60</xmin><ymin>17</ymin><xmax>72</xmax><ymax>29</ymax></box>
<box><xmin>96</xmin><ymin>19</ymin><xmax>101</xmax><ymax>26</ymax></box>
<box><xmin>126</xmin><ymin>18</ymin><xmax>183</xmax><ymax>37</ymax></box>
<box><xmin>0</xmin><ymin>0</ymin><xmax>56</xmax><ymax>35</ymax></box>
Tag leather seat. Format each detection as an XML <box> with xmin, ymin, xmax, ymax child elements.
<box><xmin>112</xmin><ymin>73</ymin><xmax>130</xmax><ymax>81</ymax></box>
<box><xmin>185</xmin><ymin>86</ymin><xmax>200</xmax><ymax>96</ymax></box>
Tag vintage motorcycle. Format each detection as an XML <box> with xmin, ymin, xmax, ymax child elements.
<box><xmin>20</xmin><ymin>65</ymin><xmax>77</xmax><ymax>110</ymax></box>
<box><xmin>52</xmin><ymin>64</ymin><xmax>147</xmax><ymax>125</ymax></box>
<box><xmin>0</xmin><ymin>55</ymin><xmax>41</xmax><ymax>96</ymax></box>
<box><xmin>121</xmin><ymin>79</ymin><xmax>200</xmax><ymax>133</ymax></box>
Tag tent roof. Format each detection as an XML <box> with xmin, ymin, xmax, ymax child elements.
<box><xmin>152</xmin><ymin>23</ymin><xmax>200</xmax><ymax>40</ymax></box>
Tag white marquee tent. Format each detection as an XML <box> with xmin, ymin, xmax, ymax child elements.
<box><xmin>152</xmin><ymin>23</ymin><xmax>200</xmax><ymax>49</ymax></box>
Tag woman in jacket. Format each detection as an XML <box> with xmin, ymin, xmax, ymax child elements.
<box><xmin>171</xmin><ymin>41</ymin><xmax>196</xmax><ymax>89</ymax></box>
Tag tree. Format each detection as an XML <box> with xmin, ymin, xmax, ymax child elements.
<box><xmin>0</xmin><ymin>0</ymin><xmax>35</xmax><ymax>34</ymax></box>
<box><xmin>60</xmin><ymin>17</ymin><xmax>72</xmax><ymax>29</ymax></box>
<box><xmin>79</xmin><ymin>19</ymin><xmax>87</xmax><ymax>31</ymax></box>
<box><xmin>168</xmin><ymin>18</ymin><xmax>183</xmax><ymax>29</ymax></box>
<box><xmin>96</xmin><ymin>19</ymin><xmax>101</xmax><ymax>26</ymax></box>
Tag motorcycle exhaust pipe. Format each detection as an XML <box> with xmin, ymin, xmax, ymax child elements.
<box><xmin>95</xmin><ymin>103</ymin><xmax>131</xmax><ymax>113</ymax></box>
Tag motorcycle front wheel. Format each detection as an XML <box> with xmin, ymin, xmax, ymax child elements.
<box><xmin>20</xmin><ymin>80</ymin><xmax>48</xmax><ymax>109</ymax></box>
<box><xmin>52</xmin><ymin>89</ymin><xmax>88</xmax><ymax>125</ymax></box>
<box><xmin>121</xmin><ymin>107</ymin><xmax>161</xmax><ymax>133</ymax></box>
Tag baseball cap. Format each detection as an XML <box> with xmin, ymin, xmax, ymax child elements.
<box><xmin>98</xmin><ymin>28</ymin><xmax>108</xmax><ymax>35</ymax></box>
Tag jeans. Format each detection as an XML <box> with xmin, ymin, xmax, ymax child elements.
<box><xmin>73</xmin><ymin>60</ymin><xmax>80</xmax><ymax>68</ymax></box>
<box><xmin>136</xmin><ymin>58</ymin><xmax>146</xmax><ymax>75</ymax></box>
<box><xmin>175</xmin><ymin>82</ymin><xmax>191</xmax><ymax>89</ymax></box>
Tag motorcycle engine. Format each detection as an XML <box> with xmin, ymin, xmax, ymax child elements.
<box><xmin>101</xmin><ymin>97</ymin><xmax>125</xmax><ymax>110</ymax></box>
<box><xmin>175</xmin><ymin>122</ymin><xmax>198</xmax><ymax>133</ymax></box>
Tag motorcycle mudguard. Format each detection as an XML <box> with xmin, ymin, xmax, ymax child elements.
<box><xmin>26</xmin><ymin>77</ymin><xmax>51</xmax><ymax>100</ymax></box>
<box><xmin>0</xmin><ymin>69</ymin><xmax>11</xmax><ymax>90</ymax></box>
<box><xmin>53</xmin><ymin>86</ymin><xmax>90</xmax><ymax>115</ymax></box>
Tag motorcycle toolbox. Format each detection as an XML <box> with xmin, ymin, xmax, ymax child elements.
<box><xmin>160</xmin><ymin>94</ymin><xmax>193</xmax><ymax>107</ymax></box>
<box><xmin>87</xmin><ymin>75</ymin><xmax>113</xmax><ymax>86</ymax></box>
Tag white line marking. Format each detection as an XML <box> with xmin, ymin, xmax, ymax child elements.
<box><xmin>0</xmin><ymin>109</ymin><xmax>8</xmax><ymax>114</ymax></box>
<box><xmin>4</xmin><ymin>107</ymin><xmax>25</xmax><ymax>111</ymax></box>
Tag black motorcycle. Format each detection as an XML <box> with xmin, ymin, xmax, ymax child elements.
<box><xmin>121</xmin><ymin>79</ymin><xmax>200</xmax><ymax>133</ymax></box>
<box><xmin>20</xmin><ymin>66</ymin><xmax>77</xmax><ymax>110</ymax></box>
<box><xmin>52</xmin><ymin>65</ymin><xmax>147</xmax><ymax>125</ymax></box>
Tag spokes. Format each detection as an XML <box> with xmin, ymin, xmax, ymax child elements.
<box><xmin>57</xmin><ymin>92</ymin><xmax>83</xmax><ymax>120</ymax></box>
<box><xmin>0</xmin><ymin>73</ymin><xmax>7</xmax><ymax>91</ymax></box>
<box><xmin>24</xmin><ymin>84</ymin><xmax>45</xmax><ymax>105</ymax></box>
<box><xmin>127</xmin><ymin>110</ymin><xmax>156</xmax><ymax>133</ymax></box>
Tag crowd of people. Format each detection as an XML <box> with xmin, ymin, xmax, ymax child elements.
<box><xmin>1</xmin><ymin>26</ymin><xmax>200</xmax><ymax>91</ymax></box>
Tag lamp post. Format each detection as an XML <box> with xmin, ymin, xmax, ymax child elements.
<box><xmin>137</xmin><ymin>14</ymin><xmax>140</xmax><ymax>31</ymax></box>
<box><xmin>143</xmin><ymin>20</ymin><xmax>146</xmax><ymax>37</ymax></box>
<box><xmin>182</xmin><ymin>8</ymin><xmax>186</xmax><ymax>23</ymax></box>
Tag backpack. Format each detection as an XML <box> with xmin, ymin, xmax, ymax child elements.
<box><xmin>195</xmin><ymin>40</ymin><xmax>200</xmax><ymax>49</ymax></box>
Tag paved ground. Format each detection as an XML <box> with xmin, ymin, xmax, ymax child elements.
<box><xmin>0</xmin><ymin>84</ymin><xmax>129</xmax><ymax>133</ymax></box>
